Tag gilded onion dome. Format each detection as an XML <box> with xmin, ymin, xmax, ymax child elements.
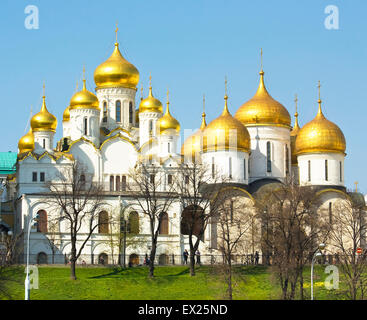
<box><xmin>63</xmin><ymin>106</ymin><xmax>70</xmax><ymax>122</ymax></box>
<box><xmin>181</xmin><ymin>110</ymin><xmax>207</xmax><ymax>159</ymax></box>
<box><xmin>31</xmin><ymin>95</ymin><xmax>57</xmax><ymax>132</ymax></box>
<box><xmin>290</xmin><ymin>95</ymin><xmax>301</xmax><ymax>164</ymax></box>
<box><xmin>94</xmin><ymin>42</ymin><xmax>139</xmax><ymax>89</ymax></box>
<box><xmin>157</xmin><ymin>91</ymin><xmax>180</xmax><ymax>134</ymax></box>
<box><xmin>295</xmin><ymin>95</ymin><xmax>346</xmax><ymax>155</ymax></box>
<box><xmin>69</xmin><ymin>78</ymin><xmax>99</xmax><ymax>110</ymax></box>
<box><xmin>203</xmin><ymin>94</ymin><xmax>251</xmax><ymax>153</ymax></box>
<box><xmin>234</xmin><ymin>70</ymin><xmax>291</xmax><ymax>128</ymax></box>
<box><xmin>18</xmin><ymin>128</ymin><xmax>34</xmax><ymax>154</ymax></box>
<box><xmin>139</xmin><ymin>80</ymin><xmax>163</xmax><ymax>114</ymax></box>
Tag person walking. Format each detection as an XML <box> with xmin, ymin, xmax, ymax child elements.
<box><xmin>183</xmin><ymin>249</ymin><xmax>188</xmax><ymax>265</ymax></box>
<box><xmin>196</xmin><ymin>250</ymin><xmax>201</xmax><ymax>266</ymax></box>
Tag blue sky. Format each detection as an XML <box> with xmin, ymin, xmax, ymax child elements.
<box><xmin>1</xmin><ymin>0</ymin><xmax>366</xmax><ymax>193</ymax></box>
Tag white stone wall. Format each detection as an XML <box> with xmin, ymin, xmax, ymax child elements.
<box><xmin>69</xmin><ymin>108</ymin><xmax>100</xmax><ymax>146</ymax></box>
<box><xmin>33</xmin><ymin>131</ymin><xmax>54</xmax><ymax>152</ymax></box>
<box><xmin>139</xmin><ymin>112</ymin><xmax>162</xmax><ymax>147</ymax></box>
<box><xmin>246</xmin><ymin>126</ymin><xmax>291</xmax><ymax>183</ymax></box>
<box><xmin>298</xmin><ymin>152</ymin><xmax>345</xmax><ymax>187</ymax></box>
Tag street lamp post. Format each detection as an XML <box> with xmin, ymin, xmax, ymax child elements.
<box><xmin>311</xmin><ymin>243</ymin><xmax>326</xmax><ymax>300</ymax></box>
<box><xmin>25</xmin><ymin>214</ymin><xmax>38</xmax><ymax>300</ymax></box>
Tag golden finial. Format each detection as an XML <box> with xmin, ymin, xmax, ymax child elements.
<box><xmin>294</xmin><ymin>94</ymin><xmax>298</xmax><ymax>117</ymax></box>
<box><xmin>260</xmin><ymin>48</ymin><xmax>263</xmax><ymax>72</ymax></box>
<box><xmin>354</xmin><ymin>181</ymin><xmax>358</xmax><ymax>193</ymax></box>
<box><xmin>317</xmin><ymin>80</ymin><xmax>323</xmax><ymax>115</ymax></box>
<box><xmin>203</xmin><ymin>94</ymin><xmax>206</xmax><ymax>114</ymax></box>
<box><xmin>167</xmin><ymin>88</ymin><xmax>170</xmax><ymax>105</ymax></box>
<box><xmin>223</xmin><ymin>77</ymin><xmax>229</xmax><ymax>114</ymax></box>
<box><xmin>82</xmin><ymin>66</ymin><xmax>86</xmax><ymax>90</ymax></box>
<box><xmin>200</xmin><ymin>94</ymin><xmax>207</xmax><ymax>129</ymax></box>
<box><xmin>115</xmin><ymin>22</ymin><xmax>118</xmax><ymax>44</ymax></box>
<box><xmin>42</xmin><ymin>82</ymin><xmax>45</xmax><ymax>97</ymax></box>
<box><xmin>149</xmin><ymin>73</ymin><xmax>152</xmax><ymax>89</ymax></box>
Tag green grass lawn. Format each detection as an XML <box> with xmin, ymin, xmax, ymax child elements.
<box><xmin>0</xmin><ymin>264</ymin><xmax>348</xmax><ymax>300</ymax></box>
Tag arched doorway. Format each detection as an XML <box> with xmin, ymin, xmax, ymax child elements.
<box><xmin>128</xmin><ymin>211</ymin><xmax>139</xmax><ymax>234</ymax></box>
<box><xmin>98</xmin><ymin>211</ymin><xmax>109</xmax><ymax>234</ymax></box>
<box><xmin>98</xmin><ymin>253</ymin><xmax>108</xmax><ymax>265</ymax></box>
<box><xmin>181</xmin><ymin>205</ymin><xmax>204</xmax><ymax>237</ymax></box>
<box><xmin>129</xmin><ymin>254</ymin><xmax>139</xmax><ymax>266</ymax></box>
<box><xmin>159</xmin><ymin>254</ymin><xmax>169</xmax><ymax>265</ymax></box>
<box><xmin>37</xmin><ymin>252</ymin><xmax>48</xmax><ymax>264</ymax></box>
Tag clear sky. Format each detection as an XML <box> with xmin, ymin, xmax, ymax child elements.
<box><xmin>1</xmin><ymin>0</ymin><xmax>366</xmax><ymax>193</ymax></box>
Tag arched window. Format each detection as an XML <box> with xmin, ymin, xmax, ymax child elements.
<box><xmin>129</xmin><ymin>102</ymin><xmax>133</xmax><ymax>124</ymax></box>
<box><xmin>128</xmin><ymin>211</ymin><xmax>139</xmax><ymax>234</ymax></box>
<box><xmin>103</xmin><ymin>101</ymin><xmax>107</xmax><ymax>123</ymax></box>
<box><xmin>116</xmin><ymin>176</ymin><xmax>120</xmax><ymax>191</ymax></box>
<box><xmin>116</xmin><ymin>100</ymin><xmax>121</xmax><ymax>122</ymax></box>
<box><xmin>328</xmin><ymin>202</ymin><xmax>333</xmax><ymax>224</ymax></box>
<box><xmin>285</xmin><ymin>145</ymin><xmax>289</xmax><ymax>175</ymax></box>
<box><xmin>149</xmin><ymin>120</ymin><xmax>153</xmax><ymax>134</ymax></box>
<box><xmin>159</xmin><ymin>254</ymin><xmax>168</xmax><ymax>265</ymax></box>
<box><xmin>98</xmin><ymin>211</ymin><xmax>109</xmax><ymax>234</ymax></box>
<box><xmin>325</xmin><ymin>160</ymin><xmax>328</xmax><ymax>181</ymax></box>
<box><xmin>121</xmin><ymin>175</ymin><xmax>127</xmax><ymax>191</ymax></box>
<box><xmin>229</xmin><ymin>157</ymin><xmax>232</xmax><ymax>179</ymax></box>
<box><xmin>266</xmin><ymin>141</ymin><xmax>271</xmax><ymax>173</ymax></box>
<box><xmin>339</xmin><ymin>161</ymin><xmax>342</xmax><ymax>182</ymax></box>
<box><xmin>243</xmin><ymin>159</ymin><xmax>247</xmax><ymax>180</ymax></box>
<box><xmin>110</xmin><ymin>176</ymin><xmax>114</xmax><ymax>191</ymax></box>
<box><xmin>37</xmin><ymin>210</ymin><xmax>48</xmax><ymax>233</ymax></box>
<box><xmin>308</xmin><ymin>160</ymin><xmax>311</xmax><ymax>182</ymax></box>
<box><xmin>167</xmin><ymin>174</ymin><xmax>173</xmax><ymax>185</ymax></box>
<box><xmin>42</xmin><ymin>139</ymin><xmax>46</xmax><ymax>149</ymax></box>
<box><xmin>84</xmin><ymin>117</ymin><xmax>88</xmax><ymax>135</ymax></box>
<box><xmin>211</xmin><ymin>157</ymin><xmax>215</xmax><ymax>178</ymax></box>
<box><xmin>159</xmin><ymin>212</ymin><xmax>169</xmax><ymax>235</ymax></box>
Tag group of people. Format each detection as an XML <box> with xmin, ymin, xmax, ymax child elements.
<box><xmin>183</xmin><ymin>249</ymin><xmax>201</xmax><ymax>265</ymax></box>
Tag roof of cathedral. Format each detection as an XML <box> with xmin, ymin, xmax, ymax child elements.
<box><xmin>0</xmin><ymin>152</ymin><xmax>17</xmax><ymax>175</ymax></box>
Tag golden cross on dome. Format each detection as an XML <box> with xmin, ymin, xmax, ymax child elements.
<box><xmin>355</xmin><ymin>181</ymin><xmax>358</xmax><ymax>192</ymax></box>
<box><xmin>42</xmin><ymin>82</ymin><xmax>45</xmax><ymax>96</ymax></box>
<box><xmin>224</xmin><ymin>76</ymin><xmax>228</xmax><ymax>98</ymax></box>
<box><xmin>318</xmin><ymin>80</ymin><xmax>321</xmax><ymax>101</ymax></box>
<box><xmin>115</xmin><ymin>22</ymin><xmax>118</xmax><ymax>43</ymax></box>
<box><xmin>260</xmin><ymin>48</ymin><xmax>263</xmax><ymax>71</ymax></box>
<box><xmin>294</xmin><ymin>94</ymin><xmax>298</xmax><ymax>113</ymax></box>
<box><xmin>203</xmin><ymin>94</ymin><xmax>205</xmax><ymax>113</ymax></box>
<box><xmin>149</xmin><ymin>73</ymin><xmax>152</xmax><ymax>88</ymax></box>
<box><xmin>167</xmin><ymin>88</ymin><xmax>169</xmax><ymax>103</ymax></box>
<box><xmin>83</xmin><ymin>65</ymin><xmax>86</xmax><ymax>80</ymax></box>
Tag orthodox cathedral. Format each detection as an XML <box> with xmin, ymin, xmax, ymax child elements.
<box><xmin>3</xmin><ymin>33</ymin><xmax>361</xmax><ymax>265</ymax></box>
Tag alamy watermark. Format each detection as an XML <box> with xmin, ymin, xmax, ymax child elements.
<box><xmin>24</xmin><ymin>5</ymin><xmax>39</xmax><ymax>30</ymax></box>
<box><xmin>324</xmin><ymin>5</ymin><xmax>339</xmax><ymax>30</ymax></box>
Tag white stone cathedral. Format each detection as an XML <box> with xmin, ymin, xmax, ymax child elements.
<box><xmin>10</xmin><ymin>36</ymin><xmax>359</xmax><ymax>265</ymax></box>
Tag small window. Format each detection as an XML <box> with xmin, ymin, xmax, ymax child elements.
<box><xmin>229</xmin><ymin>157</ymin><xmax>232</xmax><ymax>179</ymax></box>
<box><xmin>32</xmin><ymin>172</ymin><xmax>37</xmax><ymax>182</ymax></box>
<box><xmin>159</xmin><ymin>212</ymin><xmax>169</xmax><ymax>235</ymax></box>
<box><xmin>243</xmin><ymin>159</ymin><xmax>246</xmax><ymax>180</ymax></box>
<box><xmin>103</xmin><ymin>101</ymin><xmax>107</xmax><ymax>123</ymax></box>
<box><xmin>98</xmin><ymin>211</ymin><xmax>109</xmax><ymax>234</ymax></box>
<box><xmin>40</xmin><ymin>172</ymin><xmax>45</xmax><ymax>182</ymax></box>
<box><xmin>37</xmin><ymin>210</ymin><xmax>48</xmax><ymax>233</ymax></box>
<box><xmin>129</xmin><ymin>102</ymin><xmax>133</xmax><ymax>124</ymax></box>
<box><xmin>328</xmin><ymin>202</ymin><xmax>332</xmax><ymax>224</ymax></box>
<box><xmin>149</xmin><ymin>120</ymin><xmax>153</xmax><ymax>134</ymax></box>
<box><xmin>116</xmin><ymin>176</ymin><xmax>120</xmax><ymax>191</ymax></box>
<box><xmin>84</xmin><ymin>118</ymin><xmax>88</xmax><ymax>135</ymax></box>
<box><xmin>167</xmin><ymin>174</ymin><xmax>173</xmax><ymax>185</ymax></box>
<box><xmin>110</xmin><ymin>176</ymin><xmax>114</xmax><ymax>192</ymax></box>
<box><xmin>168</xmin><ymin>142</ymin><xmax>171</xmax><ymax>153</ymax></box>
<box><xmin>285</xmin><ymin>145</ymin><xmax>289</xmax><ymax>175</ymax></box>
<box><xmin>150</xmin><ymin>174</ymin><xmax>155</xmax><ymax>184</ymax></box>
<box><xmin>116</xmin><ymin>101</ymin><xmax>121</xmax><ymax>122</ymax></box>
<box><xmin>121</xmin><ymin>175</ymin><xmax>127</xmax><ymax>191</ymax></box>
<box><xmin>266</xmin><ymin>141</ymin><xmax>271</xmax><ymax>173</ymax></box>
<box><xmin>325</xmin><ymin>160</ymin><xmax>328</xmax><ymax>181</ymax></box>
<box><xmin>43</xmin><ymin>139</ymin><xmax>46</xmax><ymax>149</ymax></box>
<box><xmin>80</xmin><ymin>174</ymin><xmax>86</xmax><ymax>190</ymax></box>
<box><xmin>308</xmin><ymin>160</ymin><xmax>311</xmax><ymax>182</ymax></box>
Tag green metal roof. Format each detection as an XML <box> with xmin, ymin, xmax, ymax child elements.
<box><xmin>0</xmin><ymin>152</ymin><xmax>17</xmax><ymax>174</ymax></box>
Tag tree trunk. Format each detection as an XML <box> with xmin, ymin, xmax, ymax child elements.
<box><xmin>189</xmin><ymin>250</ymin><xmax>196</xmax><ymax>276</ymax></box>
<box><xmin>227</xmin><ymin>261</ymin><xmax>233</xmax><ymax>300</ymax></box>
<box><xmin>70</xmin><ymin>259</ymin><xmax>77</xmax><ymax>280</ymax></box>
<box><xmin>149</xmin><ymin>241</ymin><xmax>157</xmax><ymax>278</ymax></box>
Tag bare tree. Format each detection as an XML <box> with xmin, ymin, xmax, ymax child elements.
<box><xmin>216</xmin><ymin>190</ymin><xmax>253</xmax><ymax>299</ymax></box>
<box><xmin>256</xmin><ymin>179</ymin><xmax>329</xmax><ymax>300</ymax></box>
<box><xmin>328</xmin><ymin>194</ymin><xmax>367</xmax><ymax>299</ymax></box>
<box><xmin>127</xmin><ymin>161</ymin><xmax>177</xmax><ymax>278</ymax></box>
<box><xmin>46</xmin><ymin>161</ymin><xmax>105</xmax><ymax>280</ymax></box>
<box><xmin>175</xmin><ymin>162</ymin><xmax>227</xmax><ymax>276</ymax></box>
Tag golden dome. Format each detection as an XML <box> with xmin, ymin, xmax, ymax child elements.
<box><xmin>295</xmin><ymin>100</ymin><xmax>346</xmax><ymax>155</ymax></box>
<box><xmin>157</xmin><ymin>91</ymin><xmax>180</xmax><ymax>134</ymax></box>
<box><xmin>234</xmin><ymin>70</ymin><xmax>291</xmax><ymax>128</ymax></box>
<box><xmin>203</xmin><ymin>95</ymin><xmax>251</xmax><ymax>153</ymax></box>
<box><xmin>181</xmin><ymin>111</ymin><xmax>207</xmax><ymax>159</ymax></box>
<box><xmin>139</xmin><ymin>84</ymin><xmax>163</xmax><ymax>114</ymax></box>
<box><xmin>69</xmin><ymin>79</ymin><xmax>100</xmax><ymax>110</ymax></box>
<box><xmin>31</xmin><ymin>95</ymin><xmax>57</xmax><ymax>132</ymax></box>
<box><xmin>63</xmin><ymin>106</ymin><xmax>70</xmax><ymax>122</ymax></box>
<box><xmin>290</xmin><ymin>95</ymin><xmax>301</xmax><ymax>164</ymax></box>
<box><xmin>94</xmin><ymin>42</ymin><xmax>139</xmax><ymax>89</ymax></box>
<box><xmin>18</xmin><ymin>128</ymin><xmax>34</xmax><ymax>154</ymax></box>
